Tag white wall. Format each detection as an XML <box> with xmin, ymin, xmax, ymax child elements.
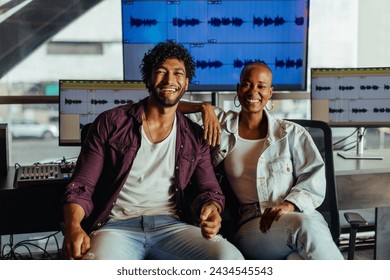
<box><xmin>358</xmin><ymin>0</ymin><xmax>390</xmax><ymax>66</ymax></box>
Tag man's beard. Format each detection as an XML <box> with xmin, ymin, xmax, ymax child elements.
<box><xmin>149</xmin><ymin>87</ymin><xmax>186</xmax><ymax>107</ymax></box>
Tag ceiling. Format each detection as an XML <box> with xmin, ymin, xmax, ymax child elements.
<box><xmin>0</xmin><ymin>0</ymin><xmax>103</xmax><ymax>79</ymax></box>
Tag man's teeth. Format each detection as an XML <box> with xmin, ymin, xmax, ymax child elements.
<box><xmin>247</xmin><ymin>99</ymin><xmax>260</xmax><ymax>103</ymax></box>
<box><xmin>162</xmin><ymin>88</ymin><xmax>176</xmax><ymax>92</ymax></box>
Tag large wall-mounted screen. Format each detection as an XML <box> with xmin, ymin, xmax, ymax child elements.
<box><xmin>121</xmin><ymin>0</ymin><xmax>310</xmax><ymax>92</ymax></box>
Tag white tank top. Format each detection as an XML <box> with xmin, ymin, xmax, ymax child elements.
<box><xmin>224</xmin><ymin>134</ymin><xmax>265</xmax><ymax>204</ymax></box>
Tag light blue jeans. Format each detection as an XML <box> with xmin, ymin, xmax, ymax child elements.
<box><xmin>234</xmin><ymin>207</ymin><xmax>344</xmax><ymax>260</ymax></box>
<box><xmin>84</xmin><ymin>215</ymin><xmax>244</xmax><ymax>260</ymax></box>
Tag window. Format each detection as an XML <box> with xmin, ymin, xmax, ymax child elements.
<box><xmin>0</xmin><ymin>0</ymin><xmax>123</xmax><ymax>166</ymax></box>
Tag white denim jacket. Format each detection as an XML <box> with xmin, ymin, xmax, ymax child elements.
<box><xmin>187</xmin><ymin>108</ymin><xmax>326</xmax><ymax>214</ymax></box>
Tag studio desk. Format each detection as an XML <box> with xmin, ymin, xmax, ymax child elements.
<box><xmin>0</xmin><ymin>167</ymin><xmax>66</xmax><ymax>236</ymax></box>
<box><xmin>334</xmin><ymin>149</ymin><xmax>390</xmax><ymax>259</ymax></box>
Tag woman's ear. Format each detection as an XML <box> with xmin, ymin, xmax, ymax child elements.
<box><xmin>269</xmin><ymin>86</ymin><xmax>274</xmax><ymax>98</ymax></box>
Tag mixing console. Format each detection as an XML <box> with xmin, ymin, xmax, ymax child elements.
<box><xmin>14</xmin><ymin>163</ymin><xmax>75</xmax><ymax>188</ymax></box>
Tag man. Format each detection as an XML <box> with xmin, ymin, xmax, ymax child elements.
<box><xmin>61</xmin><ymin>41</ymin><xmax>244</xmax><ymax>260</ymax></box>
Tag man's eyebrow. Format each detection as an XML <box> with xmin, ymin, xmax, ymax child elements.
<box><xmin>174</xmin><ymin>66</ymin><xmax>186</xmax><ymax>72</ymax></box>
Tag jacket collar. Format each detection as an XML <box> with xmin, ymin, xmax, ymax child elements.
<box><xmin>225</xmin><ymin>109</ymin><xmax>287</xmax><ymax>144</ymax></box>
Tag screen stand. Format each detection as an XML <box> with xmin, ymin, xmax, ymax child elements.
<box><xmin>337</xmin><ymin>127</ymin><xmax>384</xmax><ymax>160</ymax></box>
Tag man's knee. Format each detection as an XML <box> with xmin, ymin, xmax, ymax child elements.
<box><xmin>209</xmin><ymin>235</ymin><xmax>244</xmax><ymax>260</ymax></box>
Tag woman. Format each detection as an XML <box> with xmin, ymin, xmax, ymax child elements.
<box><xmin>181</xmin><ymin>62</ymin><xmax>344</xmax><ymax>259</ymax></box>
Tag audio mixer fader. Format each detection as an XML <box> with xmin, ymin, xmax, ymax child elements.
<box><xmin>13</xmin><ymin>163</ymin><xmax>75</xmax><ymax>188</ymax></box>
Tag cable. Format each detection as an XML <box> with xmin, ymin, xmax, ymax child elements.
<box><xmin>336</xmin><ymin>140</ymin><xmax>357</xmax><ymax>151</ymax></box>
<box><xmin>333</xmin><ymin>128</ymin><xmax>359</xmax><ymax>150</ymax></box>
<box><xmin>1</xmin><ymin>231</ymin><xmax>62</xmax><ymax>260</ymax></box>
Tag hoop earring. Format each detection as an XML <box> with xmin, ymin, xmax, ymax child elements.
<box><xmin>234</xmin><ymin>95</ymin><xmax>241</xmax><ymax>108</ymax></box>
<box><xmin>265</xmin><ymin>99</ymin><xmax>274</xmax><ymax>111</ymax></box>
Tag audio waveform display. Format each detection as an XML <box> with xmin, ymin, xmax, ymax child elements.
<box><xmin>59</xmin><ymin>80</ymin><xmax>148</xmax><ymax>146</ymax></box>
<box><xmin>129</xmin><ymin>16</ymin><xmax>305</xmax><ymax>28</ymax></box>
<box><xmin>122</xmin><ymin>0</ymin><xmax>309</xmax><ymax>91</ymax></box>
<box><xmin>173</xmin><ymin>17</ymin><xmax>201</xmax><ymax>27</ymax></box>
<box><xmin>130</xmin><ymin>17</ymin><xmax>157</xmax><ymax>27</ymax></box>
<box><xmin>311</xmin><ymin>68</ymin><xmax>390</xmax><ymax>127</ymax></box>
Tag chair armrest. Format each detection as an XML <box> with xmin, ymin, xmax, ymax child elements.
<box><xmin>344</xmin><ymin>212</ymin><xmax>368</xmax><ymax>228</ymax></box>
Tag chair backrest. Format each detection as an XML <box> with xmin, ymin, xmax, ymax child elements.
<box><xmin>287</xmin><ymin>119</ymin><xmax>341</xmax><ymax>244</ymax></box>
<box><xmin>80</xmin><ymin>123</ymin><xmax>92</xmax><ymax>145</ymax></box>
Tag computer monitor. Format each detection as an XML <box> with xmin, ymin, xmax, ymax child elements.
<box><xmin>59</xmin><ymin>80</ymin><xmax>148</xmax><ymax>146</ymax></box>
<box><xmin>121</xmin><ymin>0</ymin><xmax>310</xmax><ymax>92</ymax></box>
<box><xmin>311</xmin><ymin>67</ymin><xmax>390</xmax><ymax>159</ymax></box>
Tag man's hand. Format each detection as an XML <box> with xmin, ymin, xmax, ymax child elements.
<box><xmin>199</xmin><ymin>202</ymin><xmax>222</xmax><ymax>240</ymax></box>
<box><xmin>201</xmin><ymin>103</ymin><xmax>221</xmax><ymax>147</ymax></box>
<box><xmin>62</xmin><ymin>223</ymin><xmax>91</xmax><ymax>260</ymax></box>
<box><xmin>259</xmin><ymin>201</ymin><xmax>296</xmax><ymax>233</ymax></box>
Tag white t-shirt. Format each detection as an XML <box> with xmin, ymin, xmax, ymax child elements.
<box><xmin>110</xmin><ymin>116</ymin><xmax>177</xmax><ymax>220</ymax></box>
<box><xmin>223</xmin><ymin>134</ymin><xmax>265</xmax><ymax>204</ymax></box>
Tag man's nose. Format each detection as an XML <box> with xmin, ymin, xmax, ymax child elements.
<box><xmin>163</xmin><ymin>71</ymin><xmax>175</xmax><ymax>84</ymax></box>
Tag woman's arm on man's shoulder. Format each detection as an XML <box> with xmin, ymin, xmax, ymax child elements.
<box><xmin>178</xmin><ymin>100</ymin><xmax>222</xmax><ymax>146</ymax></box>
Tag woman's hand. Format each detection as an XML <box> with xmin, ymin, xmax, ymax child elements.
<box><xmin>201</xmin><ymin>103</ymin><xmax>221</xmax><ymax>147</ymax></box>
<box><xmin>259</xmin><ymin>201</ymin><xmax>296</xmax><ymax>232</ymax></box>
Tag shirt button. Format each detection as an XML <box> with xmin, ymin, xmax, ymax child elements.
<box><xmin>97</xmin><ymin>223</ymin><xmax>101</xmax><ymax>227</ymax></box>
<box><xmin>176</xmin><ymin>166</ymin><xmax>179</xmax><ymax>169</ymax></box>
<box><xmin>175</xmin><ymin>188</ymin><xmax>179</xmax><ymax>192</ymax></box>
<box><xmin>180</xmin><ymin>145</ymin><xmax>183</xmax><ymax>148</ymax></box>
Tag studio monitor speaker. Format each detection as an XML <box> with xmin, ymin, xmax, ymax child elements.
<box><xmin>0</xmin><ymin>123</ymin><xmax>9</xmax><ymax>175</ymax></box>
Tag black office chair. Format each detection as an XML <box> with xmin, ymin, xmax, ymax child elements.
<box><xmin>80</xmin><ymin>123</ymin><xmax>92</xmax><ymax>145</ymax></box>
<box><xmin>288</xmin><ymin>119</ymin><xmax>368</xmax><ymax>260</ymax></box>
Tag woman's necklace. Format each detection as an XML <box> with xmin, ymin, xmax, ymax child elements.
<box><xmin>142</xmin><ymin>112</ymin><xmax>174</xmax><ymax>144</ymax></box>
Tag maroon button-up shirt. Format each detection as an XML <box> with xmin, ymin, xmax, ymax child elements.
<box><xmin>63</xmin><ymin>98</ymin><xmax>224</xmax><ymax>233</ymax></box>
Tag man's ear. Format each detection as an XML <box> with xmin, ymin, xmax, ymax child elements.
<box><xmin>145</xmin><ymin>81</ymin><xmax>151</xmax><ymax>92</ymax></box>
<box><xmin>185</xmin><ymin>78</ymin><xmax>189</xmax><ymax>91</ymax></box>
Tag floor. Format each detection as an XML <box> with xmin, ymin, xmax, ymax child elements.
<box><xmin>339</xmin><ymin>231</ymin><xmax>375</xmax><ymax>260</ymax></box>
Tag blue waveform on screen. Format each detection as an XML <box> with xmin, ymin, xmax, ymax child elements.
<box><xmin>208</xmin><ymin>17</ymin><xmax>244</xmax><ymax>27</ymax></box>
<box><xmin>129</xmin><ymin>16</ymin><xmax>304</xmax><ymax>28</ymax></box>
<box><xmin>253</xmin><ymin>16</ymin><xmax>286</xmax><ymax>27</ymax></box>
<box><xmin>196</xmin><ymin>60</ymin><xmax>223</xmax><ymax>69</ymax></box>
<box><xmin>173</xmin><ymin>17</ymin><xmax>201</xmax><ymax>27</ymax></box>
<box><xmin>130</xmin><ymin>17</ymin><xmax>157</xmax><ymax>27</ymax></box>
<box><xmin>295</xmin><ymin>16</ymin><xmax>304</xmax><ymax>26</ymax></box>
<box><xmin>233</xmin><ymin>58</ymin><xmax>302</xmax><ymax>69</ymax></box>
<box><xmin>275</xmin><ymin>58</ymin><xmax>303</xmax><ymax>69</ymax></box>
<box><xmin>233</xmin><ymin>59</ymin><xmax>266</xmax><ymax>69</ymax></box>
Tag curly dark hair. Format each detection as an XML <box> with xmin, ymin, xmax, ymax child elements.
<box><xmin>140</xmin><ymin>41</ymin><xmax>196</xmax><ymax>86</ymax></box>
